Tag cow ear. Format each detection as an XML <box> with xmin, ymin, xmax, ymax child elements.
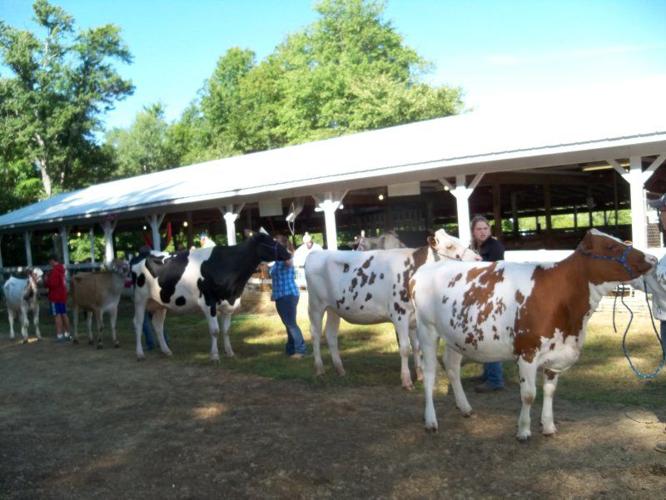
<box><xmin>580</xmin><ymin>231</ymin><xmax>595</xmax><ymax>251</ymax></box>
<box><xmin>427</xmin><ymin>235</ymin><xmax>436</xmax><ymax>248</ymax></box>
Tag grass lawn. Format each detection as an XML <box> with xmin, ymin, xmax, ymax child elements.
<box><xmin>5</xmin><ymin>295</ymin><xmax>665</xmax><ymax>409</ymax></box>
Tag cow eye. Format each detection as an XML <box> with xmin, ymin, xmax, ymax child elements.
<box><xmin>446</xmin><ymin>244</ymin><xmax>453</xmax><ymax>250</ymax></box>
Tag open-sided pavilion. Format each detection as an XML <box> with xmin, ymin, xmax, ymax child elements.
<box><xmin>1</xmin><ymin>90</ymin><xmax>665</xmax><ymax>272</ymax></box>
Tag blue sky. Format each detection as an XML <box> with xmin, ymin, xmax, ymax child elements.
<box><xmin>2</xmin><ymin>0</ymin><xmax>665</xmax><ymax>130</ymax></box>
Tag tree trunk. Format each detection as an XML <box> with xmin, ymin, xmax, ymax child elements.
<box><xmin>34</xmin><ymin>133</ymin><xmax>52</xmax><ymax>197</ymax></box>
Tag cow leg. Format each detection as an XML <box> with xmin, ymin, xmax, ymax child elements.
<box><xmin>396</xmin><ymin>321</ymin><xmax>414</xmax><ymax>390</ymax></box>
<box><xmin>152</xmin><ymin>309</ymin><xmax>171</xmax><ymax>356</ymax></box>
<box><xmin>86</xmin><ymin>311</ymin><xmax>95</xmax><ymax>345</ymax></box>
<box><xmin>516</xmin><ymin>357</ymin><xmax>538</xmax><ymax>441</ymax></box>
<box><xmin>8</xmin><ymin>309</ymin><xmax>16</xmax><ymax>340</ymax></box>
<box><xmin>443</xmin><ymin>346</ymin><xmax>473</xmax><ymax>417</ymax></box>
<box><xmin>95</xmin><ymin>310</ymin><xmax>104</xmax><ymax>349</ymax></box>
<box><xmin>419</xmin><ymin>323</ymin><xmax>439</xmax><ymax>432</ymax></box>
<box><xmin>220</xmin><ymin>312</ymin><xmax>234</xmax><ymax>357</ymax></box>
<box><xmin>134</xmin><ymin>303</ymin><xmax>147</xmax><ymax>360</ymax></box>
<box><xmin>408</xmin><ymin>315</ymin><xmax>423</xmax><ymax>382</ymax></box>
<box><xmin>110</xmin><ymin>306</ymin><xmax>120</xmax><ymax>348</ymax></box>
<box><xmin>20</xmin><ymin>307</ymin><xmax>29</xmax><ymax>342</ymax></box>
<box><xmin>308</xmin><ymin>303</ymin><xmax>326</xmax><ymax>376</ymax></box>
<box><xmin>33</xmin><ymin>303</ymin><xmax>41</xmax><ymax>339</ymax></box>
<box><xmin>541</xmin><ymin>370</ymin><xmax>560</xmax><ymax>436</ymax></box>
<box><xmin>208</xmin><ymin>313</ymin><xmax>221</xmax><ymax>362</ymax></box>
<box><xmin>325</xmin><ymin>311</ymin><xmax>344</xmax><ymax>376</ymax></box>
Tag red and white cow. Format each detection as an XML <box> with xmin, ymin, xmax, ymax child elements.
<box><xmin>305</xmin><ymin>229</ymin><xmax>480</xmax><ymax>389</ymax></box>
<box><xmin>411</xmin><ymin>229</ymin><xmax>656</xmax><ymax>440</ymax></box>
<box><xmin>131</xmin><ymin>232</ymin><xmax>291</xmax><ymax>361</ymax></box>
<box><xmin>3</xmin><ymin>268</ymin><xmax>44</xmax><ymax>342</ymax></box>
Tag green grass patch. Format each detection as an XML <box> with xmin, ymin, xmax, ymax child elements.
<box><xmin>5</xmin><ymin>297</ymin><xmax>664</xmax><ymax>408</ymax></box>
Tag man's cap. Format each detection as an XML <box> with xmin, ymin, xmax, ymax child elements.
<box><xmin>648</xmin><ymin>193</ymin><xmax>666</xmax><ymax>209</ymax></box>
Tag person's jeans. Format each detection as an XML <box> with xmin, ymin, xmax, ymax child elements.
<box><xmin>483</xmin><ymin>362</ymin><xmax>504</xmax><ymax>388</ymax></box>
<box><xmin>660</xmin><ymin>321</ymin><xmax>666</xmax><ymax>357</ymax></box>
<box><xmin>144</xmin><ymin>312</ymin><xmax>169</xmax><ymax>350</ymax></box>
<box><xmin>275</xmin><ymin>295</ymin><xmax>307</xmax><ymax>355</ymax></box>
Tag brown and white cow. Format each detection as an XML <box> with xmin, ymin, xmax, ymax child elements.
<box><xmin>353</xmin><ymin>230</ymin><xmax>406</xmax><ymax>251</ymax></box>
<box><xmin>70</xmin><ymin>260</ymin><xmax>130</xmax><ymax>348</ymax></box>
<box><xmin>3</xmin><ymin>268</ymin><xmax>44</xmax><ymax>342</ymax></box>
<box><xmin>305</xmin><ymin>229</ymin><xmax>480</xmax><ymax>389</ymax></box>
<box><xmin>411</xmin><ymin>229</ymin><xmax>656</xmax><ymax>440</ymax></box>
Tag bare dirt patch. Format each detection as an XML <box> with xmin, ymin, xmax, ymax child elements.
<box><xmin>1</xmin><ymin>335</ymin><xmax>665</xmax><ymax>499</ymax></box>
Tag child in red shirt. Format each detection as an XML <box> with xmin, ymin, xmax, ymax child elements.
<box><xmin>46</xmin><ymin>255</ymin><xmax>71</xmax><ymax>342</ymax></box>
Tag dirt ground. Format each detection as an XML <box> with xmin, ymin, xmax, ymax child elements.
<box><xmin>1</xmin><ymin>333</ymin><xmax>665</xmax><ymax>499</ymax></box>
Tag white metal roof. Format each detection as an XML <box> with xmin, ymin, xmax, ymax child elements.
<box><xmin>2</xmin><ymin>79</ymin><xmax>666</xmax><ymax>232</ymax></box>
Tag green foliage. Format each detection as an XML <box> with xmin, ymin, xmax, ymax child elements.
<box><xmin>174</xmin><ymin>0</ymin><xmax>463</xmax><ymax>159</ymax></box>
<box><xmin>0</xmin><ymin>0</ymin><xmax>133</xmax><ymax>201</ymax></box>
<box><xmin>68</xmin><ymin>233</ymin><xmax>105</xmax><ymax>263</ymax></box>
<box><xmin>106</xmin><ymin>103</ymin><xmax>179</xmax><ymax>177</ymax></box>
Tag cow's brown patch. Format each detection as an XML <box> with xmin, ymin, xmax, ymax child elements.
<box><xmin>411</xmin><ymin>246</ymin><xmax>429</xmax><ymax>269</ymax></box>
<box><xmin>393</xmin><ymin>302</ymin><xmax>406</xmax><ymax>316</ymax></box>
<box><xmin>513</xmin><ymin>263</ymin><xmax>591</xmax><ymax>360</ymax></box>
<box><xmin>361</xmin><ymin>256</ymin><xmax>374</xmax><ymax>269</ymax></box>
<box><xmin>515</xmin><ymin>290</ymin><xmax>525</xmax><ymax>304</ymax></box>
<box><xmin>544</xmin><ymin>369</ymin><xmax>557</xmax><ymax>380</ymax></box>
<box><xmin>343</xmin><ymin>264</ymin><xmax>350</xmax><ymax>273</ymax></box>
<box><xmin>365</xmin><ymin>293</ymin><xmax>373</xmax><ymax>302</ymax></box>
<box><xmin>369</xmin><ymin>272</ymin><xmax>377</xmax><ymax>285</ymax></box>
<box><xmin>448</xmin><ymin>273</ymin><xmax>463</xmax><ymax>288</ymax></box>
<box><xmin>349</xmin><ymin>278</ymin><xmax>358</xmax><ymax>292</ymax></box>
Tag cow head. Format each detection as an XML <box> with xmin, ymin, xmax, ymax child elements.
<box><xmin>28</xmin><ymin>267</ymin><xmax>44</xmax><ymax>284</ymax></box>
<box><xmin>251</xmin><ymin>232</ymin><xmax>291</xmax><ymax>262</ymax></box>
<box><xmin>429</xmin><ymin>229</ymin><xmax>481</xmax><ymax>261</ymax></box>
<box><xmin>107</xmin><ymin>259</ymin><xmax>130</xmax><ymax>276</ymax></box>
<box><xmin>576</xmin><ymin>229</ymin><xmax>656</xmax><ymax>283</ymax></box>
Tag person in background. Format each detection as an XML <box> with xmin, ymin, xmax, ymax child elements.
<box><xmin>469</xmin><ymin>215</ymin><xmax>506</xmax><ymax>393</ymax></box>
<box><xmin>292</xmin><ymin>232</ymin><xmax>323</xmax><ymax>287</ymax></box>
<box><xmin>129</xmin><ymin>245</ymin><xmax>169</xmax><ymax>351</ymax></box>
<box><xmin>46</xmin><ymin>254</ymin><xmax>71</xmax><ymax>342</ymax></box>
<box><xmin>200</xmin><ymin>232</ymin><xmax>216</xmax><ymax>248</ymax></box>
<box><xmin>270</xmin><ymin>234</ymin><xmax>308</xmax><ymax>359</ymax></box>
<box><xmin>633</xmin><ymin>194</ymin><xmax>666</xmax><ymax>454</ymax></box>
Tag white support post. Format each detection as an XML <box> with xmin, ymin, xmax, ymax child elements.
<box><xmin>100</xmin><ymin>219</ymin><xmax>117</xmax><ymax>265</ymax></box>
<box><xmin>608</xmin><ymin>154</ymin><xmax>666</xmax><ymax>249</ymax></box>
<box><xmin>314</xmin><ymin>191</ymin><xmax>348</xmax><ymax>250</ymax></box>
<box><xmin>146</xmin><ymin>214</ymin><xmax>165</xmax><ymax>252</ymax></box>
<box><xmin>24</xmin><ymin>230</ymin><xmax>33</xmax><ymax>267</ymax></box>
<box><xmin>59</xmin><ymin>225</ymin><xmax>70</xmax><ymax>268</ymax></box>
<box><xmin>89</xmin><ymin>228</ymin><xmax>96</xmax><ymax>264</ymax></box>
<box><xmin>220</xmin><ymin>203</ymin><xmax>245</xmax><ymax>246</ymax></box>
<box><xmin>0</xmin><ymin>234</ymin><xmax>4</xmax><ymax>270</ymax></box>
<box><xmin>440</xmin><ymin>173</ymin><xmax>484</xmax><ymax>246</ymax></box>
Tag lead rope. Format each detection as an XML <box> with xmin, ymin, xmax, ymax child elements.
<box><xmin>613</xmin><ymin>280</ymin><xmax>666</xmax><ymax>379</ymax></box>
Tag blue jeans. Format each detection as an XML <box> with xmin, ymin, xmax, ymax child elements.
<box><xmin>144</xmin><ymin>312</ymin><xmax>169</xmax><ymax>350</ymax></box>
<box><xmin>483</xmin><ymin>362</ymin><xmax>504</xmax><ymax>388</ymax></box>
<box><xmin>275</xmin><ymin>295</ymin><xmax>307</xmax><ymax>355</ymax></box>
<box><xmin>660</xmin><ymin>321</ymin><xmax>666</xmax><ymax>357</ymax></box>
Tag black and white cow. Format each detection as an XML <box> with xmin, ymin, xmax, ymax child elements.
<box><xmin>3</xmin><ymin>268</ymin><xmax>44</xmax><ymax>342</ymax></box>
<box><xmin>305</xmin><ymin>229</ymin><xmax>481</xmax><ymax>389</ymax></box>
<box><xmin>131</xmin><ymin>232</ymin><xmax>291</xmax><ymax>360</ymax></box>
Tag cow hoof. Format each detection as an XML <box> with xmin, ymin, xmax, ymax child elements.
<box><xmin>96</xmin><ymin>344</ymin><xmax>103</xmax><ymax>350</ymax></box>
<box><xmin>516</xmin><ymin>433</ymin><xmax>531</xmax><ymax>442</ymax></box>
<box><xmin>21</xmin><ymin>339</ymin><xmax>28</xmax><ymax>345</ymax></box>
<box><xmin>211</xmin><ymin>356</ymin><xmax>220</xmax><ymax>363</ymax></box>
<box><xmin>163</xmin><ymin>350</ymin><xmax>173</xmax><ymax>357</ymax></box>
<box><xmin>424</xmin><ymin>425</ymin><xmax>438</xmax><ymax>434</ymax></box>
<box><xmin>542</xmin><ymin>427</ymin><xmax>557</xmax><ymax>437</ymax></box>
<box><xmin>402</xmin><ymin>383</ymin><xmax>415</xmax><ymax>391</ymax></box>
<box><xmin>334</xmin><ymin>366</ymin><xmax>346</xmax><ymax>377</ymax></box>
<box><xmin>72</xmin><ymin>338</ymin><xmax>79</xmax><ymax>345</ymax></box>
<box><xmin>137</xmin><ymin>356</ymin><xmax>146</xmax><ymax>362</ymax></box>
<box><xmin>114</xmin><ymin>342</ymin><xmax>120</xmax><ymax>349</ymax></box>
<box><xmin>460</xmin><ymin>409</ymin><xmax>474</xmax><ymax>418</ymax></box>
<box><xmin>88</xmin><ymin>340</ymin><xmax>94</xmax><ymax>346</ymax></box>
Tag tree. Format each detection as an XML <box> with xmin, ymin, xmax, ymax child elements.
<box><xmin>0</xmin><ymin>0</ymin><xmax>133</xmax><ymax>198</ymax></box>
<box><xmin>106</xmin><ymin>103</ymin><xmax>178</xmax><ymax>177</ymax></box>
<box><xmin>194</xmin><ymin>0</ymin><xmax>462</xmax><ymax>156</ymax></box>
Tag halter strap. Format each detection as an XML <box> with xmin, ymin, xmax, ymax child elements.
<box><xmin>577</xmin><ymin>244</ymin><xmax>637</xmax><ymax>279</ymax></box>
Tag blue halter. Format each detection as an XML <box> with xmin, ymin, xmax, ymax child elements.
<box><xmin>577</xmin><ymin>244</ymin><xmax>637</xmax><ymax>279</ymax></box>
